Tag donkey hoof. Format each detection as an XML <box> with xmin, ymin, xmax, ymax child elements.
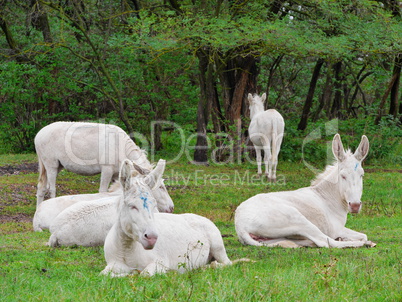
<box><xmin>365</xmin><ymin>241</ymin><xmax>376</xmax><ymax>248</ymax></box>
<box><xmin>266</xmin><ymin>176</ymin><xmax>276</xmax><ymax>183</ymax></box>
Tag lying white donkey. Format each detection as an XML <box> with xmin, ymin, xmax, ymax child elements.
<box><xmin>101</xmin><ymin>159</ymin><xmax>232</xmax><ymax>277</ymax></box>
<box><xmin>235</xmin><ymin>134</ymin><xmax>375</xmax><ymax>248</ymax></box>
<box><xmin>34</xmin><ymin>165</ymin><xmax>173</xmax><ymax>232</ymax></box>
<box><xmin>47</xmin><ymin>160</ymin><xmax>173</xmax><ymax>247</ymax></box>
<box><xmin>33</xmin><ymin>183</ymin><xmax>121</xmax><ymax>232</ymax></box>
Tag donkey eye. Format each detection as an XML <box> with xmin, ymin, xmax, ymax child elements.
<box><xmin>130</xmin><ymin>205</ymin><xmax>138</xmax><ymax>211</ymax></box>
<box><xmin>341</xmin><ymin>175</ymin><xmax>347</xmax><ymax>180</ymax></box>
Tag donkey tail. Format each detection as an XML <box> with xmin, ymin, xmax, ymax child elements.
<box><xmin>36</xmin><ymin>154</ymin><xmax>47</xmax><ymax>204</ymax></box>
<box><xmin>47</xmin><ymin>233</ymin><xmax>59</xmax><ymax>247</ymax></box>
<box><xmin>37</xmin><ymin>155</ymin><xmax>47</xmax><ymax>185</ymax></box>
<box><xmin>271</xmin><ymin>118</ymin><xmax>279</xmax><ymax>165</ymax></box>
<box><xmin>235</xmin><ymin>225</ymin><xmax>264</xmax><ymax>247</ymax></box>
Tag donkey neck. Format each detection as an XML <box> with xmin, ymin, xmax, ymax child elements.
<box><xmin>312</xmin><ymin>165</ymin><xmax>348</xmax><ymax>215</ymax></box>
<box><xmin>125</xmin><ymin>139</ymin><xmax>152</xmax><ymax>169</ymax></box>
<box><xmin>249</xmin><ymin>104</ymin><xmax>265</xmax><ymax>120</ymax></box>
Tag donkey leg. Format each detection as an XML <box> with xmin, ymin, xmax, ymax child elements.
<box><xmin>99</xmin><ymin>166</ymin><xmax>114</xmax><ymax>192</ymax></box>
<box><xmin>336</xmin><ymin>227</ymin><xmax>368</xmax><ymax>242</ymax></box>
<box><xmin>271</xmin><ymin>133</ymin><xmax>283</xmax><ymax>181</ymax></box>
<box><xmin>209</xmin><ymin>234</ymin><xmax>232</xmax><ymax>266</ymax></box>
<box><xmin>247</xmin><ymin>205</ymin><xmax>366</xmax><ymax>248</ymax></box>
<box><xmin>141</xmin><ymin>261</ymin><xmax>169</xmax><ymax>276</ymax></box>
<box><xmin>261</xmin><ymin>238</ymin><xmax>309</xmax><ymax>248</ymax></box>
<box><xmin>254</xmin><ymin>147</ymin><xmax>263</xmax><ymax>175</ymax></box>
<box><xmin>36</xmin><ymin>181</ymin><xmax>47</xmax><ymax>205</ymax></box>
<box><xmin>263</xmin><ymin>145</ymin><xmax>272</xmax><ymax>180</ymax></box>
<box><xmin>296</xmin><ymin>220</ymin><xmax>367</xmax><ymax>248</ymax></box>
<box><xmin>101</xmin><ymin>262</ymin><xmax>138</xmax><ymax>277</ymax></box>
<box><xmin>47</xmin><ymin>168</ymin><xmax>59</xmax><ymax>199</ymax></box>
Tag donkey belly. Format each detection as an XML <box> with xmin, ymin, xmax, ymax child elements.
<box><xmin>59</xmin><ymin>161</ymin><xmax>104</xmax><ymax>176</ymax></box>
<box><xmin>236</xmin><ymin>192</ymin><xmax>331</xmax><ymax>239</ymax></box>
<box><xmin>152</xmin><ymin>215</ymin><xmax>212</xmax><ymax>272</ymax></box>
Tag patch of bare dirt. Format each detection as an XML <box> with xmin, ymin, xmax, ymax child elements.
<box><xmin>0</xmin><ymin>162</ymin><xmax>38</xmax><ymax>176</ymax></box>
<box><xmin>0</xmin><ymin>213</ymin><xmax>32</xmax><ymax>223</ymax></box>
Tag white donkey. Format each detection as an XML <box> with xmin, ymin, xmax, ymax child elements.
<box><xmin>34</xmin><ymin>166</ymin><xmax>174</xmax><ymax>232</ymax></box>
<box><xmin>47</xmin><ymin>160</ymin><xmax>173</xmax><ymax>247</ymax></box>
<box><xmin>33</xmin><ymin>182</ymin><xmax>121</xmax><ymax>232</ymax></box>
<box><xmin>101</xmin><ymin>160</ymin><xmax>232</xmax><ymax>277</ymax></box>
<box><xmin>235</xmin><ymin>134</ymin><xmax>375</xmax><ymax>248</ymax></box>
<box><xmin>248</xmin><ymin>93</ymin><xmax>285</xmax><ymax>181</ymax></box>
<box><xmin>34</xmin><ymin>122</ymin><xmax>151</xmax><ymax>205</ymax></box>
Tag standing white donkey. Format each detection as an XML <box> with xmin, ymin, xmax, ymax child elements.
<box><xmin>34</xmin><ymin>122</ymin><xmax>151</xmax><ymax>205</ymax></box>
<box><xmin>248</xmin><ymin>93</ymin><xmax>285</xmax><ymax>181</ymax></box>
<box><xmin>235</xmin><ymin>134</ymin><xmax>375</xmax><ymax>248</ymax></box>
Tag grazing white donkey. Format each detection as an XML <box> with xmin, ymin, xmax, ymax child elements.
<box><xmin>47</xmin><ymin>160</ymin><xmax>174</xmax><ymax>247</ymax></box>
<box><xmin>33</xmin><ymin>164</ymin><xmax>174</xmax><ymax>232</ymax></box>
<box><xmin>248</xmin><ymin>93</ymin><xmax>285</xmax><ymax>181</ymax></box>
<box><xmin>35</xmin><ymin>122</ymin><xmax>152</xmax><ymax>205</ymax></box>
<box><xmin>235</xmin><ymin>134</ymin><xmax>375</xmax><ymax>248</ymax></box>
<box><xmin>101</xmin><ymin>160</ymin><xmax>232</xmax><ymax>277</ymax></box>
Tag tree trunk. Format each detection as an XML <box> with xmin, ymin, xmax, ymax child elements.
<box><xmin>330</xmin><ymin>61</ymin><xmax>343</xmax><ymax>119</ymax></box>
<box><xmin>193</xmin><ymin>48</ymin><xmax>211</xmax><ymax>164</ymax></box>
<box><xmin>265</xmin><ymin>55</ymin><xmax>283</xmax><ymax>109</ymax></box>
<box><xmin>374</xmin><ymin>71</ymin><xmax>400</xmax><ymax>125</ymax></box>
<box><xmin>313</xmin><ymin>66</ymin><xmax>332</xmax><ymax>121</ymax></box>
<box><xmin>389</xmin><ymin>54</ymin><xmax>401</xmax><ymax>118</ymax></box>
<box><xmin>224</xmin><ymin>54</ymin><xmax>258</xmax><ymax>162</ymax></box>
<box><xmin>0</xmin><ymin>17</ymin><xmax>17</xmax><ymax>50</ymax></box>
<box><xmin>297</xmin><ymin>58</ymin><xmax>324</xmax><ymax>130</ymax></box>
<box><xmin>349</xmin><ymin>68</ymin><xmax>373</xmax><ymax>112</ymax></box>
<box><xmin>30</xmin><ymin>1</ymin><xmax>53</xmax><ymax>43</ymax></box>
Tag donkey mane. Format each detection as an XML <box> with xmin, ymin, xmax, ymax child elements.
<box><xmin>310</xmin><ymin>150</ymin><xmax>354</xmax><ymax>187</ymax></box>
<box><xmin>310</xmin><ymin>164</ymin><xmax>337</xmax><ymax>187</ymax></box>
<box><xmin>123</xmin><ymin>136</ymin><xmax>152</xmax><ymax>170</ymax></box>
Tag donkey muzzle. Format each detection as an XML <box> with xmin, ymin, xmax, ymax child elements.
<box><xmin>142</xmin><ymin>230</ymin><xmax>158</xmax><ymax>250</ymax></box>
<box><xmin>348</xmin><ymin>201</ymin><xmax>362</xmax><ymax>214</ymax></box>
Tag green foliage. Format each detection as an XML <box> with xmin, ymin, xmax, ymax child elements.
<box><xmin>0</xmin><ymin>0</ymin><xmax>401</xmax><ymax>155</ymax></box>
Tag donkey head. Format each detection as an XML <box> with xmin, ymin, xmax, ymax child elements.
<box><xmin>332</xmin><ymin>134</ymin><xmax>369</xmax><ymax>213</ymax></box>
<box><xmin>118</xmin><ymin>159</ymin><xmax>166</xmax><ymax>249</ymax></box>
<box><xmin>132</xmin><ymin>161</ymin><xmax>174</xmax><ymax>213</ymax></box>
<box><xmin>248</xmin><ymin>93</ymin><xmax>266</xmax><ymax>118</ymax></box>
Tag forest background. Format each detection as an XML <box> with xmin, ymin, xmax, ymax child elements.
<box><xmin>0</xmin><ymin>0</ymin><xmax>401</xmax><ymax>165</ymax></box>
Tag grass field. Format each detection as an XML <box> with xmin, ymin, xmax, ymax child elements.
<box><xmin>0</xmin><ymin>153</ymin><xmax>401</xmax><ymax>301</ymax></box>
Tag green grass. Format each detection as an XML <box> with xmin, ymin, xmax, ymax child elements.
<box><xmin>0</xmin><ymin>153</ymin><xmax>401</xmax><ymax>301</ymax></box>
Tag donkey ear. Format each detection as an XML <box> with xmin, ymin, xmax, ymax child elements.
<box><xmin>332</xmin><ymin>134</ymin><xmax>346</xmax><ymax>162</ymax></box>
<box><xmin>132</xmin><ymin>162</ymin><xmax>150</xmax><ymax>176</ymax></box>
<box><xmin>119</xmin><ymin>159</ymin><xmax>134</xmax><ymax>191</ymax></box>
<box><xmin>261</xmin><ymin>93</ymin><xmax>267</xmax><ymax>103</ymax></box>
<box><xmin>354</xmin><ymin>135</ymin><xmax>369</xmax><ymax>162</ymax></box>
<box><xmin>247</xmin><ymin>93</ymin><xmax>254</xmax><ymax>104</ymax></box>
<box><xmin>144</xmin><ymin>159</ymin><xmax>166</xmax><ymax>189</ymax></box>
